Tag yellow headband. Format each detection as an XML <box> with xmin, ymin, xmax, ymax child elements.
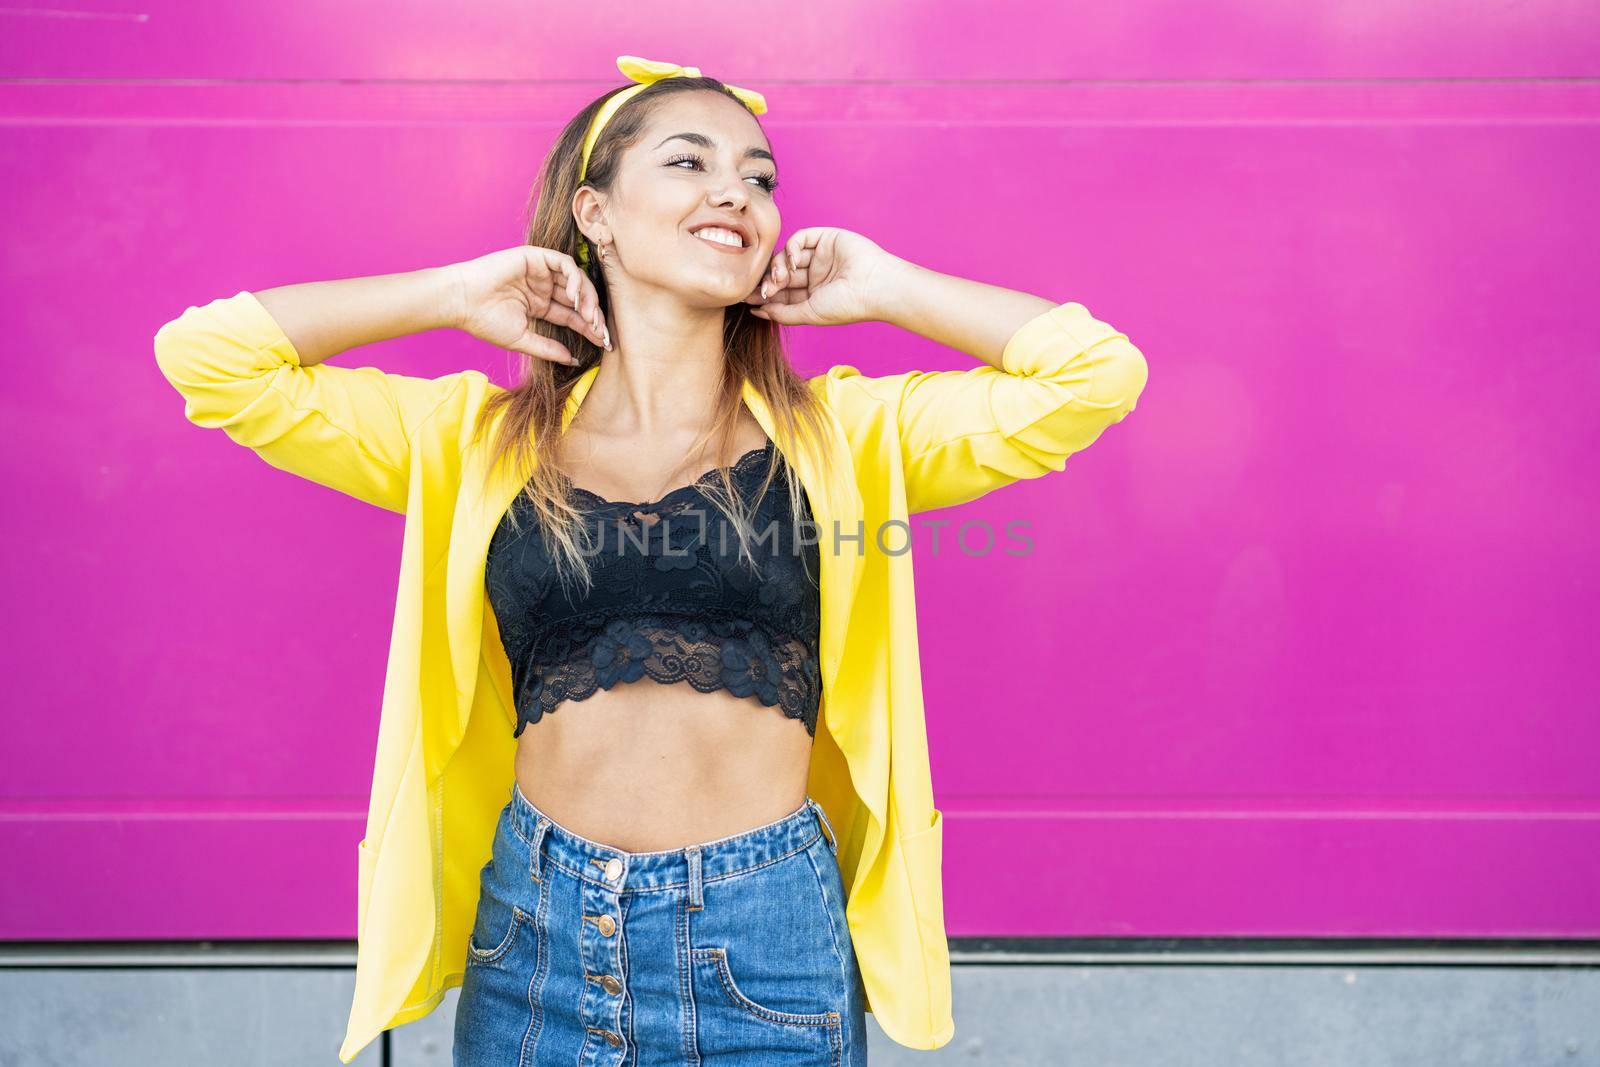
<box><xmin>576</xmin><ymin>55</ymin><xmax>769</xmax><ymax>267</ymax></box>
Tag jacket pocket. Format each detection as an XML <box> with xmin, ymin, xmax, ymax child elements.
<box><xmin>897</xmin><ymin>809</ymin><xmax>955</xmax><ymax>1046</ymax></box>
<box><xmin>898</xmin><ymin>809</ymin><xmax>950</xmax><ymax>967</ymax></box>
<box><xmin>356</xmin><ymin>838</ymin><xmax>378</xmax><ymax>942</ymax></box>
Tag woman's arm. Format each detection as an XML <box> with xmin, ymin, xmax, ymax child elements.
<box><xmin>753</xmin><ymin>230</ymin><xmax>1149</xmax><ymax>513</ymax></box>
<box><xmin>250</xmin><ymin>266</ymin><xmax>461</xmax><ymax>367</ymax></box>
<box><xmin>153</xmin><ymin>267</ymin><xmax>475</xmax><ymax>514</ymax></box>
<box><xmin>871</xmin><ymin>258</ymin><xmax>1057</xmax><ymax>371</ymax></box>
<box><xmin>851</xmin><ymin>255</ymin><xmax>1150</xmax><ymax>514</ymax></box>
<box><xmin>154</xmin><ymin>250</ymin><xmax>607</xmax><ymax>514</ymax></box>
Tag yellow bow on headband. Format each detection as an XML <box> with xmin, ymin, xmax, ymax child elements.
<box><xmin>576</xmin><ymin>55</ymin><xmax>769</xmax><ymax>267</ymax></box>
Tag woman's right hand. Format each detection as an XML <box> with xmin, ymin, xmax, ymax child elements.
<box><xmin>441</xmin><ymin>246</ymin><xmax>610</xmax><ymax>365</ymax></box>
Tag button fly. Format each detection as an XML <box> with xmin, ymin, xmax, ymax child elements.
<box><xmin>588</xmin><ymin>1026</ymin><xmax>625</xmax><ymax>1048</ymax></box>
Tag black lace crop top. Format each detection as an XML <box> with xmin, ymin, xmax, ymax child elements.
<box><xmin>484</xmin><ymin>441</ymin><xmax>823</xmax><ymax>739</ymax></box>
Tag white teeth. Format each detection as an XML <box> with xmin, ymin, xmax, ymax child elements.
<box><xmin>692</xmin><ymin>227</ymin><xmax>745</xmax><ymax>248</ymax></box>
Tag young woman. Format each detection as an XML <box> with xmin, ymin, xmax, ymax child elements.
<box><xmin>154</xmin><ymin>56</ymin><xmax>1148</xmax><ymax>1066</ymax></box>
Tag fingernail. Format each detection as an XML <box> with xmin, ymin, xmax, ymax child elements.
<box><xmin>760</xmin><ymin>283</ymin><xmax>770</xmax><ymax>299</ymax></box>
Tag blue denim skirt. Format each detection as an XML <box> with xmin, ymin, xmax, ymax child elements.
<box><xmin>453</xmin><ymin>781</ymin><xmax>870</xmax><ymax>1066</ymax></box>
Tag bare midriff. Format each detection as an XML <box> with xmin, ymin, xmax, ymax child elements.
<box><xmin>517</xmin><ymin>411</ymin><xmax>818</xmax><ymax>851</ymax></box>
<box><xmin>513</xmin><ymin>680</ymin><xmax>815</xmax><ymax>852</ymax></box>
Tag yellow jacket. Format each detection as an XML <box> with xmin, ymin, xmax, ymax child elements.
<box><xmin>153</xmin><ymin>289</ymin><xmax>1147</xmax><ymax>1063</ymax></box>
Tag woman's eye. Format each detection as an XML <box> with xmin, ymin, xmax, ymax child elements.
<box><xmin>665</xmin><ymin>154</ymin><xmax>778</xmax><ymax>193</ymax></box>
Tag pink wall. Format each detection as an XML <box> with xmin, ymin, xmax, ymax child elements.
<box><xmin>4</xmin><ymin>5</ymin><xmax>1597</xmax><ymax>941</ymax></box>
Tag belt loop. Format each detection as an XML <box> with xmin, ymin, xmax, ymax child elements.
<box><xmin>811</xmin><ymin>798</ymin><xmax>838</xmax><ymax>856</ymax></box>
<box><xmin>528</xmin><ymin>817</ymin><xmax>550</xmax><ymax>882</ymax></box>
<box><xmin>686</xmin><ymin>846</ymin><xmax>703</xmax><ymax>910</ymax></box>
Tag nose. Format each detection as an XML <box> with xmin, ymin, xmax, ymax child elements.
<box><xmin>709</xmin><ymin>182</ymin><xmax>750</xmax><ymax>209</ymax></box>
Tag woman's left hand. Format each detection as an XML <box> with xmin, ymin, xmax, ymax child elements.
<box><xmin>744</xmin><ymin>227</ymin><xmax>906</xmax><ymax>327</ymax></box>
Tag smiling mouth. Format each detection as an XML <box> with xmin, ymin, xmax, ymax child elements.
<box><xmin>689</xmin><ymin>227</ymin><xmax>749</xmax><ymax>250</ymax></box>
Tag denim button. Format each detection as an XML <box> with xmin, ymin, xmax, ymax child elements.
<box><xmin>603</xmin><ymin>857</ymin><xmax>623</xmax><ymax>882</ymax></box>
<box><xmin>596</xmin><ymin>914</ymin><xmax>616</xmax><ymax>936</ymax></box>
<box><xmin>600</xmin><ymin>974</ymin><xmax>622</xmax><ymax>995</ymax></box>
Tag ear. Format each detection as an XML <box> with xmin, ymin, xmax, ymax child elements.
<box><xmin>571</xmin><ymin>185</ymin><xmax>610</xmax><ymax>247</ymax></box>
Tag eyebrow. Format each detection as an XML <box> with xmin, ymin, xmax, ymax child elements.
<box><xmin>653</xmin><ymin>131</ymin><xmax>775</xmax><ymax>165</ymax></box>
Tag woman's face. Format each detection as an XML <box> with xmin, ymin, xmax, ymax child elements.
<box><xmin>589</xmin><ymin>91</ymin><xmax>781</xmax><ymax>307</ymax></box>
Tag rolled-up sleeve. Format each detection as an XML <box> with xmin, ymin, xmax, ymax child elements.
<box><xmin>839</xmin><ymin>301</ymin><xmax>1149</xmax><ymax>514</ymax></box>
<box><xmin>153</xmin><ymin>290</ymin><xmax>471</xmax><ymax>513</ymax></box>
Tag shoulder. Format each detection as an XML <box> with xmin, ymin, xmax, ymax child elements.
<box><xmin>806</xmin><ymin>363</ymin><xmax>913</xmax><ymax>418</ymax></box>
<box><xmin>410</xmin><ymin>368</ymin><xmax>507</xmax><ymax>441</ymax></box>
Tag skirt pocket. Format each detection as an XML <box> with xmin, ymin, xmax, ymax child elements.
<box><xmin>689</xmin><ymin>848</ymin><xmax>845</xmax><ymax>1062</ymax></box>
<box><xmin>691</xmin><ymin>945</ymin><xmax>840</xmax><ymax>1027</ymax></box>
<box><xmin>465</xmin><ymin>806</ymin><xmax>542</xmax><ymax>971</ymax></box>
<box><xmin>467</xmin><ymin>889</ymin><xmax>529</xmax><ymax>966</ymax></box>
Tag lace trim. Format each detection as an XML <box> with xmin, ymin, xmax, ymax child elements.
<box><xmin>510</xmin><ymin>607</ymin><xmax>821</xmax><ymax>739</ymax></box>
<box><xmin>492</xmin><ymin>440</ymin><xmax>821</xmax><ymax>739</ymax></box>
<box><xmin>565</xmin><ymin>441</ymin><xmax>776</xmax><ymax>513</ymax></box>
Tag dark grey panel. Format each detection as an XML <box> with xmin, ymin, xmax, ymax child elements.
<box><xmin>3</xmin><ymin>948</ymin><xmax>1597</xmax><ymax>1066</ymax></box>
<box><xmin>912</xmin><ymin>965</ymin><xmax>1600</xmax><ymax>1066</ymax></box>
<box><xmin>391</xmin><ymin>966</ymin><xmax>1600</xmax><ymax>1066</ymax></box>
<box><xmin>0</xmin><ymin>968</ymin><xmax>377</xmax><ymax>1066</ymax></box>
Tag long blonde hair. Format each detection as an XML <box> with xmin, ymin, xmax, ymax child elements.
<box><xmin>468</xmin><ymin>76</ymin><xmax>837</xmax><ymax>598</ymax></box>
